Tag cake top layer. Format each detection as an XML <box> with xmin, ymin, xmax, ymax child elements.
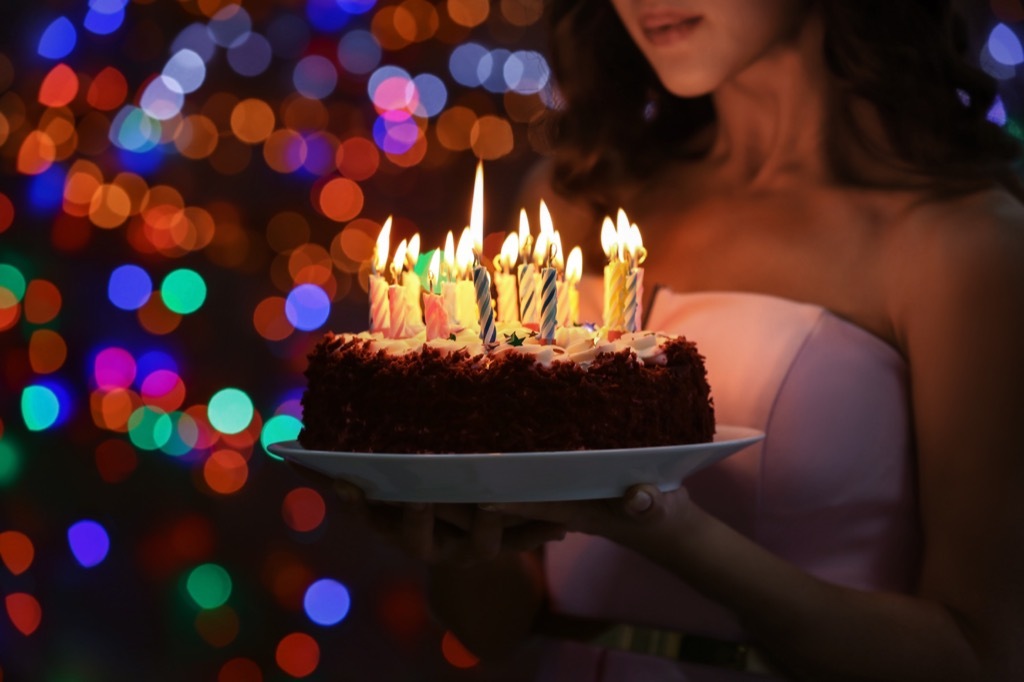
<box><xmin>335</xmin><ymin>322</ymin><xmax>675</xmax><ymax>367</ymax></box>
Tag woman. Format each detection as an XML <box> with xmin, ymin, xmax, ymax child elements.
<box><xmin>316</xmin><ymin>1</ymin><xmax>1024</xmax><ymax>679</ymax></box>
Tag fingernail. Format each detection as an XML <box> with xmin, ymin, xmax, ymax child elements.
<box><xmin>627</xmin><ymin>490</ymin><xmax>653</xmax><ymax>514</ymax></box>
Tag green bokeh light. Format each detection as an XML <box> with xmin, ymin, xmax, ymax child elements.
<box><xmin>186</xmin><ymin>563</ymin><xmax>232</xmax><ymax>609</ymax></box>
<box><xmin>127</xmin><ymin>406</ymin><xmax>173</xmax><ymax>451</ymax></box>
<box><xmin>0</xmin><ymin>264</ymin><xmax>27</xmax><ymax>302</ymax></box>
<box><xmin>261</xmin><ymin>414</ymin><xmax>303</xmax><ymax>461</ymax></box>
<box><xmin>208</xmin><ymin>388</ymin><xmax>254</xmax><ymax>435</ymax></box>
<box><xmin>161</xmin><ymin>268</ymin><xmax>206</xmax><ymax>315</ymax></box>
<box><xmin>0</xmin><ymin>439</ymin><xmax>22</xmax><ymax>487</ymax></box>
<box><xmin>21</xmin><ymin>385</ymin><xmax>60</xmax><ymax>431</ymax></box>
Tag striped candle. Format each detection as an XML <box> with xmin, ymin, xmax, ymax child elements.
<box><xmin>368</xmin><ymin>274</ymin><xmax>390</xmax><ymax>333</ymax></box>
<box><xmin>473</xmin><ymin>263</ymin><xmax>497</xmax><ymax>343</ymax></box>
<box><xmin>517</xmin><ymin>262</ymin><xmax>537</xmax><ymax>325</ymax></box>
<box><xmin>387</xmin><ymin>285</ymin><xmax>413</xmax><ymax>338</ymax></box>
<box><xmin>540</xmin><ymin>265</ymin><xmax>557</xmax><ymax>343</ymax></box>
<box><xmin>624</xmin><ymin>269</ymin><xmax>639</xmax><ymax>333</ymax></box>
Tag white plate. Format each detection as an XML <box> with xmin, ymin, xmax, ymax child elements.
<box><xmin>270</xmin><ymin>425</ymin><xmax>763</xmax><ymax>503</ymax></box>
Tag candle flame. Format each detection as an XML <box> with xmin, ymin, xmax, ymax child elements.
<box><xmin>456</xmin><ymin>225</ymin><xmax>475</xmax><ymax>277</ymax></box>
<box><xmin>444</xmin><ymin>231</ymin><xmax>455</xmax><ymax>267</ymax></box>
<box><xmin>533</xmin><ymin>229</ymin><xmax>549</xmax><ymax>267</ymax></box>
<box><xmin>627</xmin><ymin>223</ymin><xmax>647</xmax><ymax>266</ymax></box>
<box><xmin>538</xmin><ymin>199</ymin><xmax>554</xmax><ymax>239</ymax></box>
<box><xmin>600</xmin><ymin>216</ymin><xmax>617</xmax><ymax>261</ymax></box>
<box><xmin>518</xmin><ymin>208</ymin><xmax>532</xmax><ymax>260</ymax></box>
<box><xmin>616</xmin><ymin>208</ymin><xmax>631</xmax><ymax>262</ymax></box>
<box><xmin>374</xmin><ymin>216</ymin><xmax>393</xmax><ymax>272</ymax></box>
<box><xmin>566</xmin><ymin>246</ymin><xmax>583</xmax><ymax>283</ymax></box>
<box><xmin>428</xmin><ymin>249</ymin><xmax>441</xmax><ymax>290</ymax></box>
<box><xmin>499</xmin><ymin>231</ymin><xmax>519</xmax><ymax>271</ymax></box>
<box><xmin>471</xmin><ymin>160</ymin><xmax>484</xmax><ymax>255</ymax></box>
<box><xmin>392</xmin><ymin>238</ymin><xmax>408</xmax><ymax>279</ymax></box>
<box><xmin>406</xmin><ymin>233</ymin><xmax>421</xmax><ymax>269</ymax></box>
<box><xmin>551</xmin><ymin>230</ymin><xmax>565</xmax><ymax>271</ymax></box>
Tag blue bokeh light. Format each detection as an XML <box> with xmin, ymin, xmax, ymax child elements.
<box><xmin>303</xmin><ymin>578</ymin><xmax>351</xmax><ymax>626</ymax></box>
<box><xmin>285</xmin><ymin>284</ymin><xmax>331</xmax><ymax>331</ymax></box>
<box><xmin>108</xmin><ymin>264</ymin><xmax>153</xmax><ymax>311</ymax></box>
<box><xmin>38</xmin><ymin>16</ymin><xmax>77</xmax><ymax>59</ymax></box>
<box><xmin>68</xmin><ymin>520</ymin><xmax>111</xmax><ymax>568</ymax></box>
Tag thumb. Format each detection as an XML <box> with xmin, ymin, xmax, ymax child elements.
<box><xmin>623</xmin><ymin>484</ymin><xmax>662</xmax><ymax>519</ymax></box>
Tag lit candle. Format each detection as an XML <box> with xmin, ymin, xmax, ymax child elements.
<box><xmin>470</xmin><ymin>161</ymin><xmax>497</xmax><ymax>344</ymax></box>
<box><xmin>601</xmin><ymin>215</ymin><xmax>627</xmax><ymax>331</ymax></box>
<box><xmin>369</xmin><ymin>216</ymin><xmax>392</xmax><ymax>334</ymax></box>
<box><xmin>623</xmin><ymin>213</ymin><xmax>647</xmax><ymax>333</ymax></box>
<box><xmin>402</xmin><ymin>232</ymin><xmax>423</xmax><ymax>323</ymax></box>
<box><xmin>552</xmin><ymin>231</ymin><xmax>573</xmax><ymax>329</ymax></box>
<box><xmin>388</xmin><ymin>239</ymin><xmax>414</xmax><ymax>339</ymax></box>
<box><xmin>535</xmin><ymin>230</ymin><xmax>557</xmax><ymax>343</ymax></box>
<box><xmin>424</xmin><ymin>250</ymin><xmax>450</xmax><ymax>341</ymax></box>
<box><xmin>516</xmin><ymin>209</ymin><xmax>537</xmax><ymax>327</ymax></box>
<box><xmin>454</xmin><ymin>226</ymin><xmax>478</xmax><ymax>330</ymax></box>
<box><xmin>494</xmin><ymin>231</ymin><xmax>519</xmax><ymax>323</ymax></box>
<box><xmin>534</xmin><ymin>203</ymin><xmax>558</xmax><ymax>338</ymax></box>
<box><xmin>565</xmin><ymin>246</ymin><xmax>583</xmax><ymax>326</ymax></box>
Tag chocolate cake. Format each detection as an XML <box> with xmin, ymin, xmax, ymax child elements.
<box><xmin>298</xmin><ymin>326</ymin><xmax>715</xmax><ymax>454</ymax></box>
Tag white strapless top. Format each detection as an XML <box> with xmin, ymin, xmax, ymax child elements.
<box><xmin>538</xmin><ymin>287</ymin><xmax>921</xmax><ymax>681</ymax></box>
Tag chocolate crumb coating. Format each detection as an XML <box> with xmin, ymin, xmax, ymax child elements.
<box><xmin>299</xmin><ymin>334</ymin><xmax>715</xmax><ymax>454</ymax></box>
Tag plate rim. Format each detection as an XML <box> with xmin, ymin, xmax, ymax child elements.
<box><xmin>268</xmin><ymin>424</ymin><xmax>764</xmax><ymax>461</ymax></box>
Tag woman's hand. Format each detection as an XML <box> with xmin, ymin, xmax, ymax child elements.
<box><xmin>286</xmin><ymin>460</ymin><xmax>568</xmax><ymax>565</ymax></box>
<box><xmin>483</xmin><ymin>483</ymin><xmax>700</xmax><ymax>545</ymax></box>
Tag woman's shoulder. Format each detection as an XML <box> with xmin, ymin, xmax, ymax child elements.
<box><xmin>890</xmin><ymin>186</ymin><xmax>1024</xmax><ymax>274</ymax></box>
<box><xmin>884</xmin><ymin>185</ymin><xmax>1024</xmax><ymax>337</ymax></box>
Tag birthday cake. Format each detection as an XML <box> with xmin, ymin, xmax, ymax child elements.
<box><xmin>298</xmin><ymin>324</ymin><xmax>715</xmax><ymax>454</ymax></box>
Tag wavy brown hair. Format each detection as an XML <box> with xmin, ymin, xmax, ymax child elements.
<box><xmin>544</xmin><ymin>0</ymin><xmax>1023</xmax><ymax>208</ymax></box>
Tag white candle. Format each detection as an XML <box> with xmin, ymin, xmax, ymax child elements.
<box><xmin>565</xmin><ymin>246</ymin><xmax>583</xmax><ymax>327</ymax></box>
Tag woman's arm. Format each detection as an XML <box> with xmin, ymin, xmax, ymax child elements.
<box><xmin>493</xmin><ymin>197</ymin><xmax>1024</xmax><ymax>680</ymax></box>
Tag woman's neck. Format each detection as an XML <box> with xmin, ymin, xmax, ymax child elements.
<box><xmin>708</xmin><ymin>11</ymin><xmax>831</xmax><ymax>189</ymax></box>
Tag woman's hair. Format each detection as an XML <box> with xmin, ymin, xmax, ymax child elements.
<box><xmin>544</xmin><ymin>0</ymin><xmax>1023</xmax><ymax>208</ymax></box>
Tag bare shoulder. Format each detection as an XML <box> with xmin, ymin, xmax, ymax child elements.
<box><xmin>885</xmin><ymin>186</ymin><xmax>1024</xmax><ymax>336</ymax></box>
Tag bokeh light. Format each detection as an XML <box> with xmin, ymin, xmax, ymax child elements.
<box><xmin>187</xmin><ymin>563</ymin><xmax>233</xmax><ymax>609</ymax></box>
<box><xmin>303</xmin><ymin>578</ymin><xmax>351</xmax><ymax>626</ymax></box>
<box><xmin>67</xmin><ymin>519</ymin><xmax>111</xmax><ymax>568</ymax></box>
<box><xmin>0</xmin><ymin>0</ymin><xmax>1018</xmax><ymax>678</ymax></box>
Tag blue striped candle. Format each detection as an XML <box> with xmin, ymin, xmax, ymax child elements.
<box><xmin>473</xmin><ymin>263</ymin><xmax>497</xmax><ymax>343</ymax></box>
<box><xmin>540</xmin><ymin>265</ymin><xmax>557</xmax><ymax>343</ymax></box>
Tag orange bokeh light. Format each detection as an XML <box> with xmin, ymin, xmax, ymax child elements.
<box><xmin>38</xmin><ymin>63</ymin><xmax>79</xmax><ymax>108</ymax></box>
<box><xmin>203</xmin><ymin>449</ymin><xmax>249</xmax><ymax>495</ymax></box>
<box><xmin>23</xmin><ymin>279</ymin><xmax>62</xmax><ymax>324</ymax></box>
<box><xmin>28</xmin><ymin>329</ymin><xmax>67</xmax><ymax>374</ymax></box>
<box><xmin>317</xmin><ymin>177</ymin><xmax>364</xmax><ymax>222</ymax></box>
<box><xmin>275</xmin><ymin>633</ymin><xmax>319</xmax><ymax>678</ymax></box>
<box><xmin>281</xmin><ymin>487</ymin><xmax>326</xmax><ymax>533</ymax></box>
<box><xmin>0</xmin><ymin>531</ymin><xmax>35</xmax><ymax>576</ymax></box>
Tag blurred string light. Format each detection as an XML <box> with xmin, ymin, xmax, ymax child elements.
<box><xmin>0</xmin><ymin>0</ymin><xmax>1019</xmax><ymax>678</ymax></box>
<box><xmin>67</xmin><ymin>519</ymin><xmax>110</xmax><ymax>568</ymax></box>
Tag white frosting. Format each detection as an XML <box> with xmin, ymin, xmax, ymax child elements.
<box><xmin>338</xmin><ymin>323</ymin><xmax>674</xmax><ymax>367</ymax></box>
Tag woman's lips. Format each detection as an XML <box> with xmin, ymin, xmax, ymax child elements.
<box><xmin>639</xmin><ymin>14</ymin><xmax>703</xmax><ymax>46</ymax></box>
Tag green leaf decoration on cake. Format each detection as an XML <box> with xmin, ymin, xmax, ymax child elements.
<box><xmin>448</xmin><ymin>333</ymin><xmax>457</xmax><ymax>341</ymax></box>
<box><xmin>504</xmin><ymin>331</ymin><xmax>526</xmax><ymax>347</ymax></box>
